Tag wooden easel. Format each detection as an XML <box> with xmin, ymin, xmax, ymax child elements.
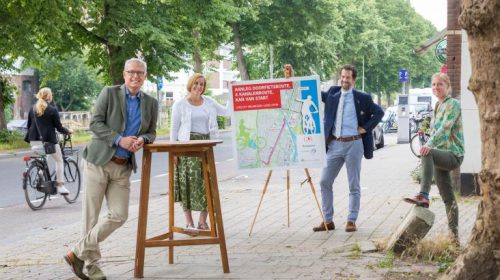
<box><xmin>134</xmin><ymin>140</ymin><xmax>229</xmax><ymax>278</ymax></box>
<box><xmin>249</xmin><ymin>168</ymin><xmax>329</xmax><ymax>236</ymax></box>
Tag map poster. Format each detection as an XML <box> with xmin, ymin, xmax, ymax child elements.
<box><xmin>229</xmin><ymin>76</ymin><xmax>326</xmax><ymax>170</ymax></box>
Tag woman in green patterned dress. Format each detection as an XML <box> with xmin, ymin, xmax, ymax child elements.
<box><xmin>170</xmin><ymin>73</ymin><xmax>230</xmax><ymax>231</ymax></box>
<box><xmin>404</xmin><ymin>73</ymin><xmax>464</xmax><ymax>244</ymax></box>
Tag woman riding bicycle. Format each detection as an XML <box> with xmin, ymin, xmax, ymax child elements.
<box><xmin>24</xmin><ymin>87</ymin><xmax>72</xmax><ymax>195</ymax></box>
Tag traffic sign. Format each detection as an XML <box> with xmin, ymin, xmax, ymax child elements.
<box><xmin>157</xmin><ymin>77</ymin><xmax>163</xmax><ymax>91</ymax></box>
<box><xmin>399</xmin><ymin>69</ymin><xmax>409</xmax><ymax>82</ymax></box>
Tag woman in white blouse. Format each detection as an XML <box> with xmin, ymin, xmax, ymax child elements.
<box><xmin>170</xmin><ymin>73</ymin><xmax>230</xmax><ymax>231</ymax></box>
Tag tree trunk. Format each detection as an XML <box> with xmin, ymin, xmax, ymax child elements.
<box><xmin>231</xmin><ymin>22</ymin><xmax>250</xmax><ymax>81</ymax></box>
<box><xmin>0</xmin><ymin>77</ymin><xmax>6</xmax><ymax>129</ymax></box>
<box><xmin>385</xmin><ymin>92</ymin><xmax>392</xmax><ymax>107</ymax></box>
<box><xmin>193</xmin><ymin>50</ymin><xmax>203</xmax><ymax>73</ymax></box>
<box><xmin>442</xmin><ymin>1</ymin><xmax>500</xmax><ymax>279</ymax></box>
<box><xmin>108</xmin><ymin>45</ymin><xmax>124</xmax><ymax>85</ymax></box>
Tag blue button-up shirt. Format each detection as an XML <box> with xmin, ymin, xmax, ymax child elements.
<box><xmin>114</xmin><ymin>87</ymin><xmax>142</xmax><ymax>158</ymax></box>
<box><xmin>334</xmin><ymin>89</ymin><xmax>359</xmax><ymax>137</ymax></box>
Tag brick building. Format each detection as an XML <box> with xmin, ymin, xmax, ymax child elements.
<box><xmin>6</xmin><ymin>68</ymin><xmax>39</xmax><ymax>120</ymax></box>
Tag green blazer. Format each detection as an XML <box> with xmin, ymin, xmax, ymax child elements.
<box><xmin>83</xmin><ymin>84</ymin><xmax>158</xmax><ymax>172</ymax></box>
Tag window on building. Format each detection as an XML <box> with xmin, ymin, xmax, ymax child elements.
<box><xmin>22</xmin><ymin>80</ymin><xmax>32</xmax><ymax>93</ymax></box>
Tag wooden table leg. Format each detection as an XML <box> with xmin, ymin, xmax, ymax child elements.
<box><xmin>134</xmin><ymin>150</ymin><xmax>152</xmax><ymax>278</ymax></box>
<box><xmin>201</xmin><ymin>152</ymin><xmax>217</xmax><ymax>237</ymax></box>
<box><xmin>207</xmin><ymin>148</ymin><xmax>230</xmax><ymax>273</ymax></box>
<box><xmin>168</xmin><ymin>153</ymin><xmax>175</xmax><ymax>264</ymax></box>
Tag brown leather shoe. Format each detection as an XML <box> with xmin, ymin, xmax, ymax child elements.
<box><xmin>313</xmin><ymin>221</ymin><xmax>335</xmax><ymax>232</ymax></box>
<box><xmin>403</xmin><ymin>194</ymin><xmax>430</xmax><ymax>208</ymax></box>
<box><xmin>64</xmin><ymin>251</ymin><xmax>88</xmax><ymax>280</ymax></box>
<box><xmin>345</xmin><ymin>221</ymin><xmax>357</xmax><ymax>232</ymax></box>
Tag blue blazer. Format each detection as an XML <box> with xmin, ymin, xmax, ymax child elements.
<box><xmin>321</xmin><ymin>86</ymin><xmax>384</xmax><ymax>159</ymax></box>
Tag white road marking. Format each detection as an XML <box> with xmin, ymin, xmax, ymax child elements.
<box><xmin>154</xmin><ymin>173</ymin><xmax>169</xmax><ymax>178</ymax></box>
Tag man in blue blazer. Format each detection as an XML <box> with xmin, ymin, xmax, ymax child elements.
<box><xmin>313</xmin><ymin>64</ymin><xmax>383</xmax><ymax>232</ymax></box>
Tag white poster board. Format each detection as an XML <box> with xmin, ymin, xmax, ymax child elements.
<box><xmin>229</xmin><ymin>76</ymin><xmax>325</xmax><ymax>169</ymax></box>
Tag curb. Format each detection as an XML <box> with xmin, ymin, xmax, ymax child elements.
<box><xmin>0</xmin><ymin>129</ymin><xmax>233</xmax><ymax>160</ymax></box>
<box><xmin>0</xmin><ymin>150</ymin><xmax>33</xmax><ymax>160</ymax></box>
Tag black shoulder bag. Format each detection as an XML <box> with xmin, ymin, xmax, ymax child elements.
<box><xmin>32</xmin><ymin>108</ymin><xmax>56</xmax><ymax>155</ymax></box>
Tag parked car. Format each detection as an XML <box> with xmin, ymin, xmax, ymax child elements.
<box><xmin>6</xmin><ymin>119</ymin><xmax>28</xmax><ymax>134</ymax></box>
<box><xmin>372</xmin><ymin>122</ymin><xmax>384</xmax><ymax>150</ymax></box>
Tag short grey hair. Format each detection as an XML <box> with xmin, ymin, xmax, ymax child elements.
<box><xmin>124</xmin><ymin>58</ymin><xmax>147</xmax><ymax>73</ymax></box>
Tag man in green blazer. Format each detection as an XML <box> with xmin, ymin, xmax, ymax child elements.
<box><xmin>64</xmin><ymin>58</ymin><xmax>158</xmax><ymax>280</ymax></box>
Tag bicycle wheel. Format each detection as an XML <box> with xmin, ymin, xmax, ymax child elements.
<box><xmin>410</xmin><ymin>134</ymin><xmax>422</xmax><ymax>158</ymax></box>
<box><xmin>62</xmin><ymin>158</ymin><xmax>81</xmax><ymax>203</ymax></box>
<box><xmin>23</xmin><ymin>163</ymin><xmax>48</xmax><ymax>210</ymax></box>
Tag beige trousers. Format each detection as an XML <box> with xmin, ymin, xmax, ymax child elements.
<box><xmin>73</xmin><ymin>160</ymin><xmax>132</xmax><ymax>266</ymax></box>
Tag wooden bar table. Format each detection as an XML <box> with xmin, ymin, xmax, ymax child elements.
<box><xmin>134</xmin><ymin>140</ymin><xmax>229</xmax><ymax>278</ymax></box>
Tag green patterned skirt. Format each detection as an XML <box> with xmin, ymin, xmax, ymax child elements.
<box><xmin>174</xmin><ymin>132</ymin><xmax>210</xmax><ymax>211</ymax></box>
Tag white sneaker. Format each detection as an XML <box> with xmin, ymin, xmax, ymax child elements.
<box><xmin>57</xmin><ymin>185</ymin><xmax>70</xmax><ymax>195</ymax></box>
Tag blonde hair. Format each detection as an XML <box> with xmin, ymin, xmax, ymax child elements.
<box><xmin>186</xmin><ymin>73</ymin><xmax>206</xmax><ymax>94</ymax></box>
<box><xmin>283</xmin><ymin>64</ymin><xmax>294</xmax><ymax>78</ymax></box>
<box><xmin>35</xmin><ymin>87</ymin><xmax>52</xmax><ymax>116</ymax></box>
<box><xmin>432</xmin><ymin>72</ymin><xmax>452</xmax><ymax>95</ymax></box>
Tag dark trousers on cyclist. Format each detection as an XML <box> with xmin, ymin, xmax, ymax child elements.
<box><xmin>72</xmin><ymin>160</ymin><xmax>132</xmax><ymax>268</ymax></box>
<box><xmin>420</xmin><ymin>149</ymin><xmax>463</xmax><ymax>238</ymax></box>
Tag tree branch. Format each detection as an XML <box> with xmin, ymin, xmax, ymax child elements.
<box><xmin>73</xmin><ymin>22</ymin><xmax>108</xmax><ymax>45</ymax></box>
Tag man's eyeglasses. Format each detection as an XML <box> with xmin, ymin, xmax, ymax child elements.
<box><xmin>125</xmin><ymin>70</ymin><xmax>146</xmax><ymax>77</ymax></box>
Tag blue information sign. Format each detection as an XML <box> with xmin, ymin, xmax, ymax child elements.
<box><xmin>157</xmin><ymin>77</ymin><xmax>163</xmax><ymax>91</ymax></box>
<box><xmin>399</xmin><ymin>69</ymin><xmax>409</xmax><ymax>82</ymax></box>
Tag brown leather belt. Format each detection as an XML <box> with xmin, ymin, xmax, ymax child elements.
<box><xmin>110</xmin><ymin>155</ymin><xmax>129</xmax><ymax>165</ymax></box>
<box><xmin>332</xmin><ymin>135</ymin><xmax>362</xmax><ymax>142</ymax></box>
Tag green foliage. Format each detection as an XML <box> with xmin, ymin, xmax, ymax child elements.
<box><xmin>69</xmin><ymin>130</ymin><xmax>92</xmax><ymax>145</ymax></box>
<box><xmin>0</xmin><ymin>77</ymin><xmax>16</xmax><ymax>107</ymax></box>
<box><xmin>235</xmin><ymin>0</ymin><xmax>334</xmax><ymax>80</ymax></box>
<box><xmin>217</xmin><ymin>116</ymin><xmax>227</xmax><ymax>129</ymax></box>
<box><xmin>401</xmin><ymin>235</ymin><xmax>461</xmax><ymax>273</ymax></box>
<box><xmin>2</xmin><ymin>0</ymin><xmax>444</xmax><ymax>111</ymax></box>
<box><xmin>0</xmin><ymin>76</ymin><xmax>17</xmax><ymax>128</ymax></box>
<box><xmin>1</xmin><ymin>0</ymin><xmax>194</xmax><ymax>84</ymax></box>
<box><xmin>243</xmin><ymin>0</ymin><xmax>441</xmax><ymax>99</ymax></box>
<box><xmin>0</xmin><ymin>129</ymin><xmax>30</xmax><ymax>150</ymax></box>
<box><xmin>172</xmin><ymin>1</ymin><xmax>238</xmax><ymax>72</ymax></box>
<box><xmin>378</xmin><ymin>250</ymin><xmax>395</xmax><ymax>268</ymax></box>
<box><xmin>410</xmin><ymin>163</ymin><xmax>422</xmax><ymax>183</ymax></box>
<box><xmin>77</xmin><ymin>0</ymin><xmax>192</xmax><ymax>83</ymax></box>
<box><xmin>350</xmin><ymin>243</ymin><xmax>362</xmax><ymax>259</ymax></box>
<box><xmin>38</xmin><ymin>55</ymin><xmax>102</xmax><ymax>111</ymax></box>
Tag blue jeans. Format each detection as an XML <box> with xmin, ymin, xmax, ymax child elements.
<box><xmin>319</xmin><ymin>139</ymin><xmax>363</xmax><ymax>223</ymax></box>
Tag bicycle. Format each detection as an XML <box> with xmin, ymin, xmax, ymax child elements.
<box><xmin>22</xmin><ymin>134</ymin><xmax>81</xmax><ymax>210</ymax></box>
<box><xmin>410</xmin><ymin>129</ymin><xmax>431</xmax><ymax>158</ymax></box>
<box><xmin>409</xmin><ymin>112</ymin><xmax>432</xmax><ymax>158</ymax></box>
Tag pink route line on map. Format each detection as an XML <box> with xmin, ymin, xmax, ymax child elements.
<box><xmin>261</xmin><ymin>118</ymin><xmax>286</xmax><ymax>165</ymax></box>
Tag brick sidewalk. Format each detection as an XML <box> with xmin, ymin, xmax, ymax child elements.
<box><xmin>0</xmin><ymin>139</ymin><xmax>479</xmax><ymax>279</ymax></box>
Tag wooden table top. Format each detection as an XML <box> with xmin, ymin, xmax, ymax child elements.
<box><xmin>144</xmin><ymin>140</ymin><xmax>224</xmax><ymax>150</ymax></box>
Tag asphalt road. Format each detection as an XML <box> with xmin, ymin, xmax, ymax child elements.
<box><xmin>0</xmin><ymin>132</ymin><xmax>236</xmax><ymax>245</ymax></box>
